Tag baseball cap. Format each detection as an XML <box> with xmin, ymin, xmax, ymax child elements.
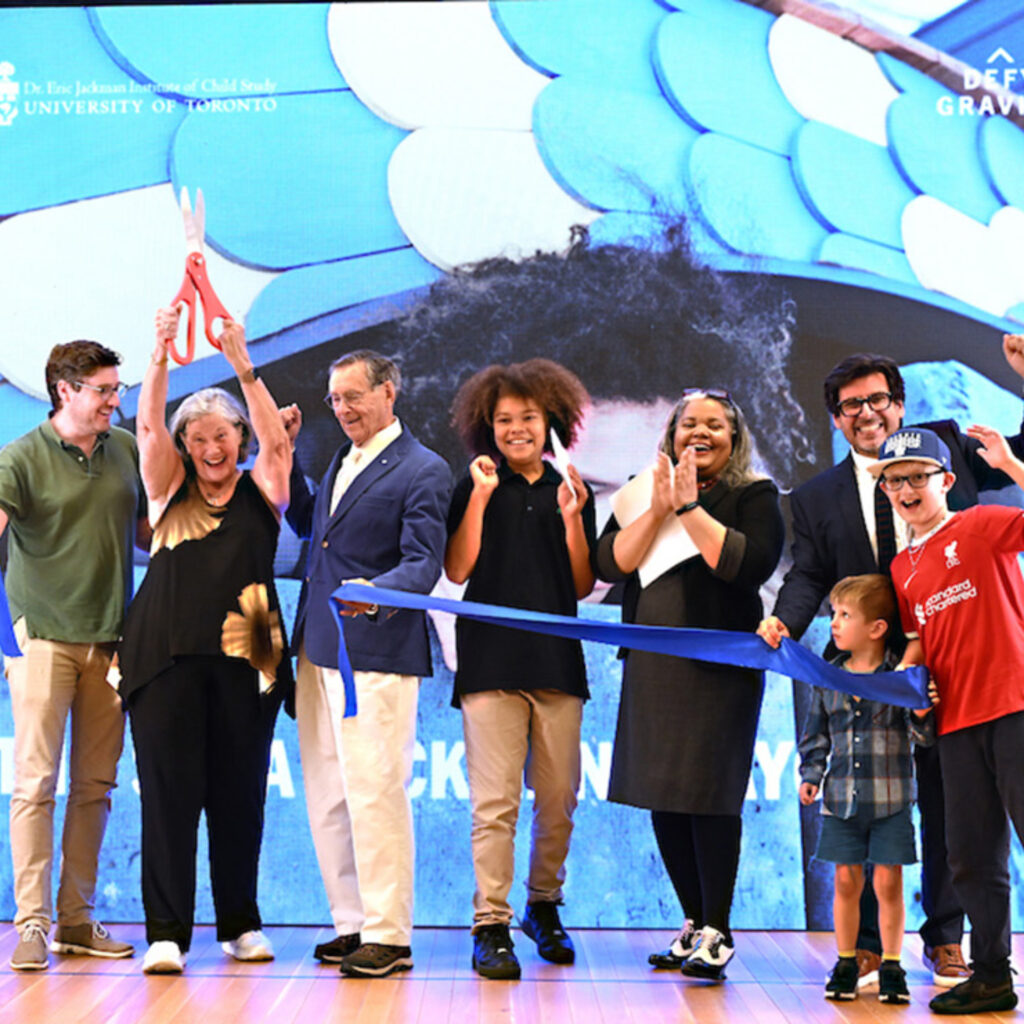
<box><xmin>867</xmin><ymin>427</ymin><xmax>952</xmax><ymax>476</ymax></box>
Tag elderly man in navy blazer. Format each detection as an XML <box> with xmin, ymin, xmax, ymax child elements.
<box><xmin>282</xmin><ymin>349</ymin><xmax>450</xmax><ymax>979</ymax></box>
<box><xmin>758</xmin><ymin>342</ymin><xmax>1024</xmax><ymax>991</ymax></box>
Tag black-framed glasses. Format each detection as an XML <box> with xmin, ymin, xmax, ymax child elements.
<box><xmin>837</xmin><ymin>391</ymin><xmax>893</xmax><ymax>417</ymax></box>
<box><xmin>879</xmin><ymin>469</ymin><xmax>944</xmax><ymax>492</ymax></box>
<box><xmin>73</xmin><ymin>380</ymin><xmax>127</xmax><ymax>399</ymax></box>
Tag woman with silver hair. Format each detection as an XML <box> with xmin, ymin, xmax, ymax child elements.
<box><xmin>119</xmin><ymin>308</ymin><xmax>292</xmax><ymax>975</ymax></box>
<box><xmin>594</xmin><ymin>388</ymin><xmax>784</xmax><ymax>982</ymax></box>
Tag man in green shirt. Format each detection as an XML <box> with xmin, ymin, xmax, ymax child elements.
<box><xmin>0</xmin><ymin>341</ymin><xmax>142</xmax><ymax>970</ymax></box>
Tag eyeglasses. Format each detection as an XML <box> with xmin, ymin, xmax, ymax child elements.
<box><xmin>73</xmin><ymin>380</ymin><xmax>127</xmax><ymax>399</ymax></box>
<box><xmin>837</xmin><ymin>391</ymin><xmax>893</xmax><ymax>417</ymax></box>
<box><xmin>323</xmin><ymin>384</ymin><xmax>380</xmax><ymax>410</ymax></box>
<box><xmin>878</xmin><ymin>469</ymin><xmax>944</xmax><ymax>492</ymax></box>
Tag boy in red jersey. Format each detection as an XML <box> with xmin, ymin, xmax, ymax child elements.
<box><xmin>869</xmin><ymin>425</ymin><xmax>1024</xmax><ymax>1016</ymax></box>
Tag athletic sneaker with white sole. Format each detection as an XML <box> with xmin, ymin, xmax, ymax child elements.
<box><xmin>681</xmin><ymin>926</ymin><xmax>734</xmax><ymax>981</ymax></box>
<box><xmin>142</xmin><ymin>940</ymin><xmax>186</xmax><ymax>974</ymax></box>
<box><xmin>221</xmin><ymin>930</ymin><xmax>275</xmax><ymax>961</ymax></box>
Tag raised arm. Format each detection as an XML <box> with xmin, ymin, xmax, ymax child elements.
<box><xmin>557</xmin><ymin>463</ymin><xmax>596</xmax><ymax>599</ymax></box>
<box><xmin>218</xmin><ymin>321</ymin><xmax>292</xmax><ymax>514</ymax></box>
<box><xmin>957</xmin><ymin>334</ymin><xmax>1024</xmax><ymax>484</ymax></box>
<box><xmin>966</xmin><ymin>423</ymin><xmax>1024</xmax><ymax>491</ymax></box>
<box><xmin>280</xmin><ymin>404</ymin><xmax>318</xmax><ymax>538</ymax></box>
<box><xmin>445</xmin><ymin>456</ymin><xmax>498</xmax><ymax>584</ymax></box>
<box><xmin>137</xmin><ymin>308</ymin><xmax>186</xmax><ymax>521</ymax></box>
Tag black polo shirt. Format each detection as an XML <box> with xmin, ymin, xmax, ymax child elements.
<box><xmin>446</xmin><ymin>461</ymin><xmax>596</xmax><ymax>705</ymax></box>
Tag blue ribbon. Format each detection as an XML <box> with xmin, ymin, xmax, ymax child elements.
<box><xmin>331</xmin><ymin>582</ymin><xmax>929</xmax><ymax>716</ymax></box>
<box><xmin>0</xmin><ymin>575</ymin><xmax>20</xmax><ymax>658</ymax></box>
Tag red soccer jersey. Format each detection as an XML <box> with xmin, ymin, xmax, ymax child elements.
<box><xmin>891</xmin><ymin>505</ymin><xmax>1024</xmax><ymax>735</ymax></box>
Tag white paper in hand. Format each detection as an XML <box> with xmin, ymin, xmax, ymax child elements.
<box><xmin>549</xmin><ymin>428</ymin><xmax>576</xmax><ymax>503</ymax></box>
<box><xmin>609</xmin><ymin>465</ymin><xmax>699</xmax><ymax>588</ymax></box>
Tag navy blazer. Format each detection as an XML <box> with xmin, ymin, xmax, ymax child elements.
<box><xmin>773</xmin><ymin>418</ymin><xmax>1024</xmax><ymax>639</ymax></box>
<box><xmin>287</xmin><ymin>426</ymin><xmax>451</xmax><ymax>677</ymax></box>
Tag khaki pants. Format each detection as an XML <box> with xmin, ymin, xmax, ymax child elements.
<box><xmin>461</xmin><ymin>689</ymin><xmax>582</xmax><ymax>929</ymax></box>
<box><xmin>296</xmin><ymin>650</ymin><xmax>418</xmax><ymax>946</ymax></box>
<box><xmin>7</xmin><ymin>625</ymin><xmax>123</xmax><ymax>932</ymax></box>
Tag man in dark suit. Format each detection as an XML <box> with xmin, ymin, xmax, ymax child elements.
<box><xmin>282</xmin><ymin>350</ymin><xmax>450</xmax><ymax>978</ymax></box>
<box><xmin>758</xmin><ymin>342</ymin><xmax>1024</xmax><ymax>989</ymax></box>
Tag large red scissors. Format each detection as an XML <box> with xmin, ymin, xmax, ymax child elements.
<box><xmin>168</xmin><ymin>187</ymin><xmax>231</xmax><ymax>365</ymax></box>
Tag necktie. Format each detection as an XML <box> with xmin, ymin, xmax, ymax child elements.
<box><xmin>874</xmin><ymin>478</ymin><xmax>897</xmax><ymax>574</ymax></box>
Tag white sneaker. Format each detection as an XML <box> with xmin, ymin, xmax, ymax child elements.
<box><xmin>649</xmin><ymin>919</ymin><xmax>698</xmax><ymax>968</ymax></box>
<box><xmin>222</xmin><ymin>929</ymin><xmax>274</xmax><ymax>961</ymax></box>
<box><xmin>142</xmin><ymin>940</ymin><xmax>186</xmax><ymax>974</ymax></box>
<box><xmin>681</xmin><ymin>926</ymin><xmax>734</xmax><ymax>981</ymax></box>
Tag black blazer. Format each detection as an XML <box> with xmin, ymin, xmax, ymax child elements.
<box><xmin>773</xmin><ymin>418</ymin><xmax>1024</xmax><ymax>638</ymax></box>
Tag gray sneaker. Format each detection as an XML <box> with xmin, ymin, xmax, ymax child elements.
<box><xmin>11</xmin><ymin>923</ymin><xmax>49</xmax><ymax>971</ymax></box>
<box><xmin>50</xmin><ymin>921</ymin><xmax>134</xmax><ymax>959</ymax></box>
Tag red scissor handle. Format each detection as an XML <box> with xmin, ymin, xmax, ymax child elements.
<box><xmin>168</xmin><ymin>252</ymin><xmax>231</xmax><ymax>366</ymax></box>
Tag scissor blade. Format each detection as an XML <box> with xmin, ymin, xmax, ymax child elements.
<box><xmin>179</xmin><ymin>185</ymin><xmax>202</xmax><ymax>253</ymax></box>
<box><xmin>193</xmin><ymin>188</ymin><xmax>206</xmax><ymax>250</ymax></box>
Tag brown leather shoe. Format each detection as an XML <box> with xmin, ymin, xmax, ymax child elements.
<box><xmin>924</xmin><ymin>943</ymin><xmax>972</xmax><ymax>988</ymax></box>
<box><xmin>855</xmin><ymin>949</ymin><xmax>881</xmax><ymax>990</ymax></box>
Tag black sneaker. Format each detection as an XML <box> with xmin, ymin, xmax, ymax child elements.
<box><xmin>472</xmin><ymin>924</ymin><xmax>521</xmax><ymax>981</ymax></box>
<box><xmin>339</xmin><ymin>942</ymin><xmax>413</xmax><ymax>978</ymax></box>
<box><xmin>930</xmin><ymin>976</ymin><xmax>1018</xmax><ymax>1015</ymax></box>
<box><xmin>314</xmin><ymin>932</ymin><xmax>360</xmax><ymax>963</ymax></box>
<box><xmin>521</xmin><ymin>902</ymin><xmax>575</xmax><ymax>964</ymax></box>
<box><xmin>825</xmin><ymin>956</ymin><xmax>859</xmax><ymax>1000</ymax></box>
<box><xmin>878</xmin><ymin>961</ymin><xmax>910</xmax><ymax>1004</ymax></box>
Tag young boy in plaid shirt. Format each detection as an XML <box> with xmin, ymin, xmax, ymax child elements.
<box><xmin>798</xmin><ymin>573</ymin><xmax>935</xmax><ymax>1004</ymax></box>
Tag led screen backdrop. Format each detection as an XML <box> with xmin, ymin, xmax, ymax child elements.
<box><xmin>1</xmin><ymin>0</ymin><xmax>1023</xmax><ymax>931</ymax></box>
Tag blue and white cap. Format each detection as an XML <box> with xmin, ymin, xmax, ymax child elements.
<box><xmin>867</xmin><ymin>427</ymin><xmax>952</xmax><ymax>476</ymax></box>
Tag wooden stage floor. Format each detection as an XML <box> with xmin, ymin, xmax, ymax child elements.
<box><xmin>1</xmin><ymin>925</ymin><xmax>1020</xmax><ymax>1023</ymax></box>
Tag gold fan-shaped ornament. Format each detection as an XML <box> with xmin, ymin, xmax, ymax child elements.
<box><xmin>221</xmin><ymin>583</ymin><xmax>284</xmax><ymax>694</ymax></box>
<box><xmin>152</xmin><ymin>482</ymin><xmax>224</xmax><ymax>555</ymax></box>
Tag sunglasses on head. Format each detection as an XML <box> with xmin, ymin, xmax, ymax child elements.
<box><xmin>681</xmin><ymin>387</ymin><xmax>733</xmax><ymax>404</ymax></box>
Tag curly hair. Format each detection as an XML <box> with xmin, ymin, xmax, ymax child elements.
<box><xmin>395</xmin><ymin>221</ymin><xmax>810</xmax><ymax>485</ymax></box>
<box><xmin>450</xmin><ymin>358</ymin><xmax>589</xmax><ymax>457</ymax></box>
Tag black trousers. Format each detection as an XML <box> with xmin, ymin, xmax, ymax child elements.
<box><xmin>938</xmin><ymin>712</ymin><xmax>1024</xmax><ymax>983</ymax></box>
<box><xmin>651</xmin><ymin>811</ymin><xmax>742</xmax><ymax>944</ymax></box>
<box><xmin>129</xmin><ymin>656</ymin><xmax>280</xmax><ymax>951</ymax></box>
<box><xmin>915</xmin><ymin>742</ymin><xmax>965</xmax><ymax>947</ymax></box>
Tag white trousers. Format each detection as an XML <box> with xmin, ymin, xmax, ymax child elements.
<box><xmin>295</xmin><ymin>650</ymin><xmax>418</xmax><ymax>945</ymax></box>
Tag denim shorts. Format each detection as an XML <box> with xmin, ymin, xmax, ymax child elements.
<box><xmin>815</xmin><ymin>805</ymin><xmax>917</xmax><ymax>865</ymax></box>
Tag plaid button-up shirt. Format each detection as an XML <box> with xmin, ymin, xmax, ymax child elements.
<box><xmin>798</xmin><ymin>654</ymin><xmax>935</xmax><ymax>820</ymax></box>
